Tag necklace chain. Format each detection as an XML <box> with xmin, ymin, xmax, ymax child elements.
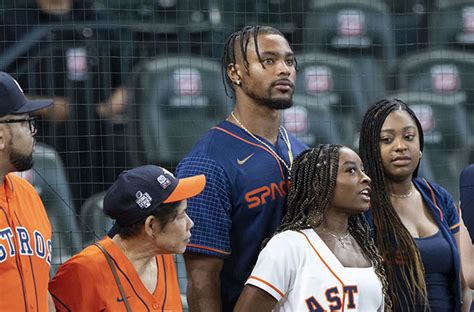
<box><xmin>323</xmin><ymin>227</ymin><xmax>351</xmax><ymax>248</ymax></box>
<box><xmin>231</xmin><ymin>111</ymin><xmax>293</xmax><ymax>173</ymax></box>
<box><xmin>390</xmin><ymin>182</ymin><xmax>414</xmax><ymax>198</ymax></box>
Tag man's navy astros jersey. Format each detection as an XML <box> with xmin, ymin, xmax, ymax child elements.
<box><xmin>176</xmin><ymin>120</ymin><xmax>307</xmax><ymax>310</ymax></box>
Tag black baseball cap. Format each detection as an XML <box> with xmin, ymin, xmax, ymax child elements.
<box><xmin>0</xmin><ymin>72</ymin><xmax>53</xmax><ymax>117</ymax></box>
<box><xmin>104</xmin><ymin>165</ymin><xmax>205</xmax><ymax>236</ymax></box>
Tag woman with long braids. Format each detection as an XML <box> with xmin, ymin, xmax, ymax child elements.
<box><xmin>235</xmin><ymin>144</ymin><xmax>391</xmax><ymax>311</ymax></box>
<box><xmin>358</xmin><ymin>98</ymin><xmax>472</xmax><ymax>311</ymax></box>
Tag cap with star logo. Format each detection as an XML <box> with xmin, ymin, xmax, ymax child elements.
<box><xmin>104</xmin><ymin>165</ymin><xmax>205</xmax><ymax>236</ymax></box>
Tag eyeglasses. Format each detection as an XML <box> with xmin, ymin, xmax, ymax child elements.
<box><xmin>0</xmin><ymin>116</ymin><xmax>38</xmax><ymax>135</ymax></box>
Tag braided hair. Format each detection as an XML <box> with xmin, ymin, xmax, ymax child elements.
<box><xmin>275</xmin><ymin>144</ymin><xmax>392</xmax><ymax>311</ymax></box>
<box><xmin>358</xmin><ymin>98</ymin><xmax>428</xmax><ymax>311</ymax></box>
<box><xmin>221</xmin><ymin>25</ymin><xmax>291</xmax><ymax>98</ymax></box>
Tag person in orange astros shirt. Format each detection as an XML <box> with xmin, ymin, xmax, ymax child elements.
<box><xmin>0</xmin><ymin>71</ymin><xmax>54</xmax><ymax>312</ymax></box>
<box><xmin>49</xmin><ymin>165</ymin><xmax>205</xmax><ymax>311</ymax></box>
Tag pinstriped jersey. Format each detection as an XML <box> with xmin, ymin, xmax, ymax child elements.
<box><xmin>246</xmin><ymin>229</ymin><xmax>384</xmax><ymax>312</ymax></box>
<box><xmin>49</xmin><ymin>237</ymin><xmax>182</xmax><ymax>311</ymax></box>
<box><xmin>176</xmin><ymin>120</ymin><xmax>307</xmax><ymax>310</ymax></box>
<box><xmin>0</xmin><ymin>174</ymin><xmax>52</xmax><ymax>312</ymax></box>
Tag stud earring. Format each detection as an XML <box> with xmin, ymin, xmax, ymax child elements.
<box><xmin>234</xmin><ymin>80</ymin><xmax>241</xmax><ymax>86</ymax></box>
<box><xmin>419</xmin><ymin>151</ymin><xmax>423</xmax><ymax>158</ymax></box>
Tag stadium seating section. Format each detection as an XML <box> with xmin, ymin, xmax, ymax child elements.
<box><xmin>126</xmin><ymin>54</ymin><xmax>231</xmax><ymax>168</ymax></box>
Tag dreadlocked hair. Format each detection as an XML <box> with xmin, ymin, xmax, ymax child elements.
<box><xmin>277</xmin><ymin>144</ymin><xmax>340</xmax><ymax>232</ymax></box>
<box><xmin>359</xmin><ymin>98</ymin><xmax>428</xmax><ymax>311</ymax></box>
<box><xmin>349</xmin><ymin>214</ymin><xmax>393</xmax><ymax>311</ymax></box>
<box><xmin>221</xmin><ymin>25</ymin><xmax>291</xmax><ymax>98</ymax></box>
<box><xmin>272</xmin><ymin>144</ymin><xmax>393</xmax><ymax>311</ymax></box>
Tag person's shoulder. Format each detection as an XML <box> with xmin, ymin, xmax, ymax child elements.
<box><xmin>184</xmin><ymin>121</ymin><xmax>224</xmax><ymax>153</ymax></box>
<box><xmin>181</xmin><ymin>120</ymin><xmax>246</xmax><ymax>160</ymax></box>
<box><xmin>274</xmin><ymin>229</ymin><xmax>306</xmax><ymax>239</ymax></box>
<box><xmin>7</xmin><ymin>173</ymin><xmax>39</xmax><ymax>194</ymax></box>
<box><xmin>70</xmin><ymin>243</ymin><xmax>104</xmax><ymax>261</ymax></box>
<box><xmin>460</xmin><ymin>164</ymin><xmax>474</xmax><ymax>190</ymax></box>
<box><xmin>58</xmin><ymin>242</ymin><xmax>106</xmax><ymax>274</ymax></box>
<box><xmin>266</xmin><ymin>230</ymin><xmax>307</xmax><ymax>250</ymax></box>
<box><xmin>260</xmin><ymin>230</ymin><xmax>309</xmax><ymax>265</ymax></box>
<box><xmin>6</xmin><ymin>174</ymin><xmax>45</xmax><ymax>206</ymax></box>
<box><xmin>414</xmin><ymin>177</ymin><xmax>451</xmax><ymax>197</ymax></box>
<box><xmin>462</xmin><ymin>163</ymin><xmax>474</xmax><ymax>172</ymax></box>
<box><xmin>50</xmin><ymin>243</ymin><xmax>105</xmax><ymax>301</ymax></box>
<box><xmin>286</xmin><ymin>131</ymin><xmax>309</xmax><ymax>152</ymax></box>
<box><xmin>414</xmin><ymin>177</ymin><xmax>457</xmax><ymax>217</ymax></box>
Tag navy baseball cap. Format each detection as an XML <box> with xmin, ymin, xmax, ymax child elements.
<box><xmin>459</xmin><ymin>164</ymin><xmax>474</xmax><ymax>243</ymax></box>
<box><xmin>0</xmin><ymin>72</ymin><xmax>53</xmax><ymax>117</ymax></box>
<box><xmin>104</xmin><ymin>165</ymin><xmax>205</xmax><ymax>236</ymax></box>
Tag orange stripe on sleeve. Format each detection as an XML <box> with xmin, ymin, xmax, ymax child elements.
<box><xmin>247</xmin><ymin>275</ymin><xmax>285</xmax><ymax>298</ymax></box>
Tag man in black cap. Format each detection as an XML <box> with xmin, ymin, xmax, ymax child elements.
<box><xmin>0</xmin><ymin>72</ymin><xmax>55</xmax><ymax>311</ymax></box>
<box><xmin>50</xmin><ymin>165</ymin><xmax>205</xmax><ymax>311</ymax></box>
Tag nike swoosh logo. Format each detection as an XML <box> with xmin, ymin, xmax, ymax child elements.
<box><xmin>237</xmin><ymin>153</ymin><xmax>255</xmax><ymax>165</ymax></box>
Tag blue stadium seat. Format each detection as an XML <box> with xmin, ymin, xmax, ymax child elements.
<box><xmin>398</xmin><ymin>48</ymin><xmax>474</xmax><ymax>129</ymax></box>
<box><xmin>288</xmin><ymin>52</ymin><xmax>367</xmax><ymax>148</ymax></box>
<box><xmin>126</xmin><ymin>55</ymin><xmax>232</xmax><ymax>167</ymax></box>
<box><xmin>389</xmin><ymin>91</ymin><xmax>470</xmax><ymax>197</ymax></box>
<box><xmin>173</xmin><ymin>0</ymin><xmax>226</xmax><ymax>58</ymax></box>
<box><xmin>430</xmin><ymin>0</ymin><xmax>474</xmax><ymax>50</ymax></box>
<box><xmin>79</xmin><ymin>192</ymin><xmax>111</xmax><ymax>247</ymax></box>
<box><xmin>18</xmin><ymin>143</ymin><xmax>80</xmax><ymax>274</ymax></box>
<box><xmin>282</xmin><ymin>102</ymin><xmax>344</xmax><ymax>148</ymax></box>
<box><xmin>386</xmin><ymin>0</ymin><xmax>429</xmax><ymax>57</ymax></box>
<box><xmin>303</xmin><ymin>0</ymin><xmax>396</xmax><ymax>103</ymax></box>
<box><xmin>221</xmin><ymin>0</ymin><xmax>304</xmax><ymax>47</ymax></box>
<box><xmin>94</xmin><ymin>0</ymin><xmax>225</xmax><ymax>58</ymax></box>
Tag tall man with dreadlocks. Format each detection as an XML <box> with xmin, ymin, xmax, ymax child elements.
<box><xmin>176</xmin><ymin>25</ymin><xmax>307</xmax><ymax>311</ymax></box>
<box><xmin>235</xmin><ymin>144</ymin><xmax>391</xmax><ymax>311</ymax></box>
<box><xmin>359</xmin><ymin>99</ymin><xmax>471</xmax><ymax>311</ymax></box>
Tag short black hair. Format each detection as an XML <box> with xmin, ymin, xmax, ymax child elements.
<box><xmin>221</xmin><ymin>25</ymin><xmax>290</xmax><ymax>98</ymax></box>
<box><xmin>115</xmin><ymin>201</ymin><xmax>181</xmax><ymax>239</ymax></box>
